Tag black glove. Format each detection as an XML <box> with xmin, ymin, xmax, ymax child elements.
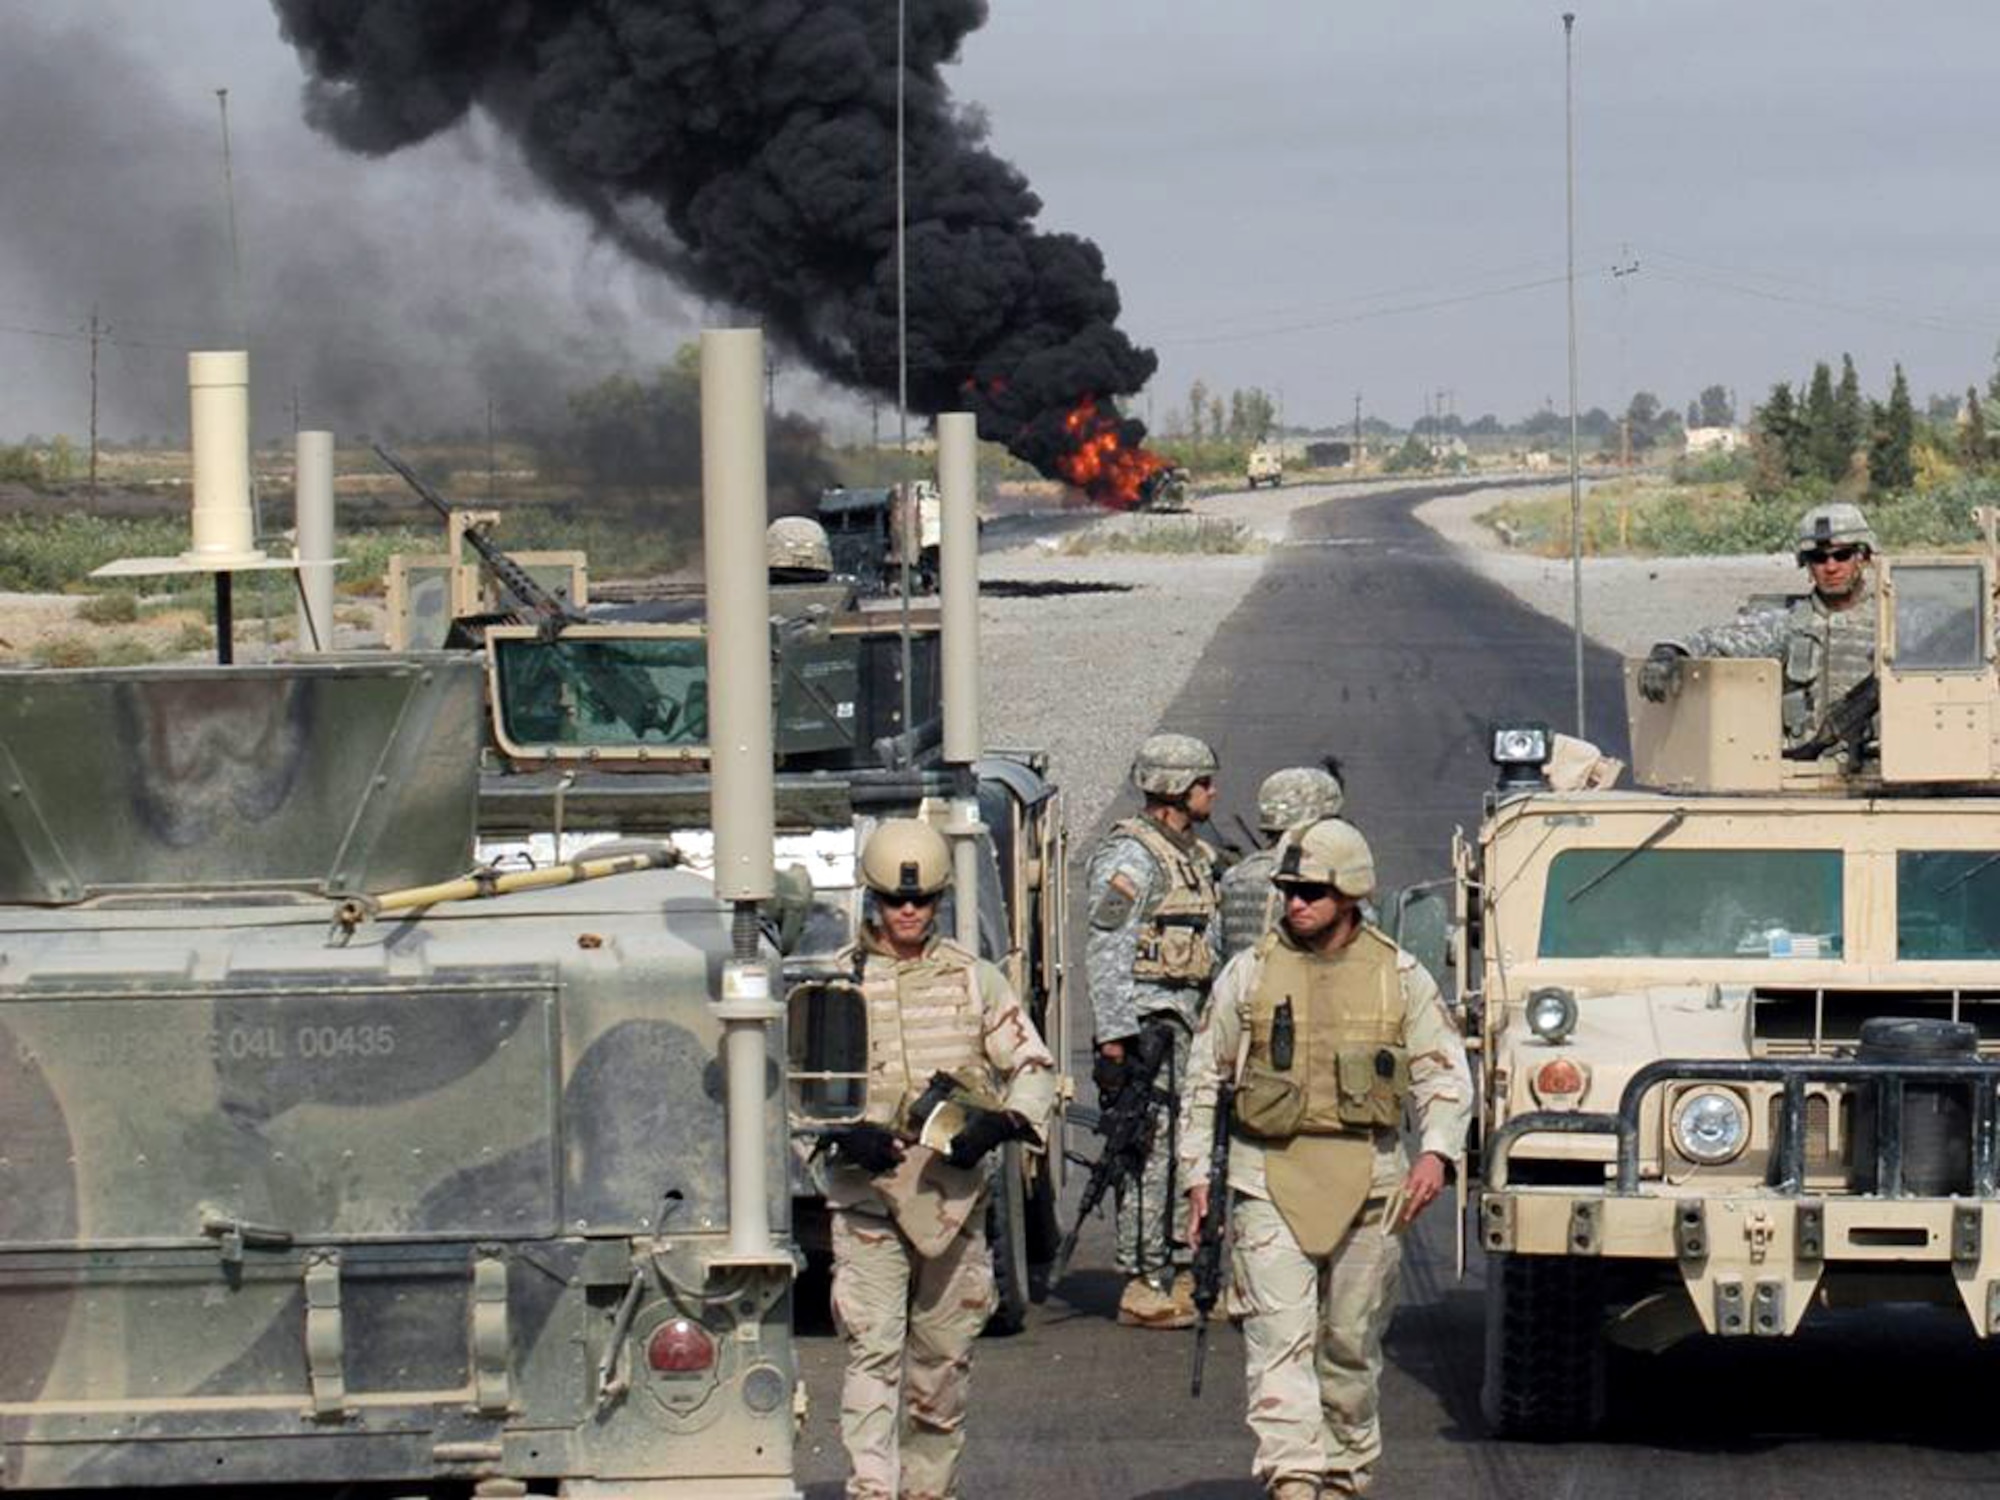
<box><xmin>1091</xmin><ymin>1047</ymin><xmax>1131</xmax><ymax>1109</ymax></box>
<box><xmin>1636</xmin><ymin>644</ymin><xmax>1685</xmax><ymax>703</ymax></box>
<box><xmin>945</xmin><ymin>1108</ymin><xmax>1029</xmax><ymax>1169</ymax></box>
<box><xmin>830</xmin><ymin>1124</ymin><xmax>904</xmax><ymax>1175</ymax></box>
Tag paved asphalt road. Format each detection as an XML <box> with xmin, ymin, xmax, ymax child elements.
<box><xmin>795</xmin><ymin>482</ymin><xmax>2000</xmax><ymax>1499</ymax></box>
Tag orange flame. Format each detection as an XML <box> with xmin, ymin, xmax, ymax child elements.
<box><xmin>1053</xmin><ymin>396</ymin><xmax>1168</xmax><ymax>509</ymax></box>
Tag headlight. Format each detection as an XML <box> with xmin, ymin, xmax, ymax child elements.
<box><xmin>1671</xmin><ymin>1087</ymin><xmax>1749</xmax><ymax>1165</ymax></box>
<box><xmin>1525</xmin><ymin>986</ymin><xmax>1578</xmax><ymax>1043</ymax></box>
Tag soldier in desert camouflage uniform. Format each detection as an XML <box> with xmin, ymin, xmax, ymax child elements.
<box><xmin>1638</xmin><ymin>502</ymin><xmax>1879</xmax><ymax>752</ymax></box>
<box><xmin>1183</xmin><ymin>818</ymin><xmax>1471</xmax><ymax>1499</ymax></box>
<box><xmin>821</xmin><ymin>819</ymin><xmax>1057</xmax><ymax>1500</ymax></box>
<box><xmin>1084</xmin><ymin>732</ymin><xmax>1223</xmax><ymax>1328</ymax></box>
<box><xmin>1219</xmin><ymin>764</ymin><xmax>1346</xmax><ymax>961</ymax></box>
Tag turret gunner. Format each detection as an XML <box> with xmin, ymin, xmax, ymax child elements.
<box><xmin>821</xmin><ymin>818</ymin><xmax>1057</xmax><ymax>1500</ymax></box>
<box><xmin>1638</xmin><ymin>502</ymin><xmax>1878</xmax><ymax>753</ymax></box>
<box><xmin>1182</xmin><ymin>818</ymin><xmax>1471</xmax><ymax>1500</ymax></box>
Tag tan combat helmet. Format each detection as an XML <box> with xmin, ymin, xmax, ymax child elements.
<box><xmin>1794</xmin><ymin>501</ymin><xmax>1877</xmax><ymax>563</ymax></box>
<box><xmin>767</xmin><ymin>515</ymin><xmax>834</xmax><ymax>579</ymax></box>
<box><xmin>1256</xmin><ymin>765</ymin><xmax>1345</xmax><ymax>834</ymax></box>
<box><xmin>1272</xmin><ymin>817</ymin><xmax>1375</xmax><ymax>898</ymax></box>
<box><xmin>1131</xmin><ymin>732</ymin><xmax>1219</xmax><ymax>799</ymax></box>
<box><xmin>860</xmin><ymin>817</ymin><xmax>952</xmax><ymax>899</ymax></box>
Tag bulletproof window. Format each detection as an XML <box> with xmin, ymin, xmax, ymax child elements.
<box><xmin>1890</xmin><ymin>563</ymin><xmax>1986</xmax><ymax>671</ymax></box>
<box><xmin>1538</xmin><ymin>849</ymin><xmax>1843</xmax><ymax>959</ymax></box>
<box><xmin>493</xmin><ymin>635</ymin><xmax>708</xmax><ymax>750</ymax></box>
<box><xmin>1897</xmin><ymin>851</ymin><xmax>2000</xmax><ymax>960</ymax></box>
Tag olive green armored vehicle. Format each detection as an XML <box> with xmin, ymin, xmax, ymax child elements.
<box><xmin>0</xmin><ymin>332</ymin><xmax>800</xmax><ymax>1497</ymax></box>
<box><xmin>1466</xmin><ymin>547</ymin><xmax>2000</xmax><ymax>1437</ymax></box>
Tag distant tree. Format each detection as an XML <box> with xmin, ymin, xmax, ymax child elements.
<box><xmin>1868</xmin><ymin>364</ymin><xmax>1917</xmax><ymax>492</ymax></box>
<box><xmin>1686</xmin><ymin>399</ymin><xmax>1702</xmax><ymax>429</ymax></box>
<box><xmin>1831</xmin><ymin>354</ymin><xmax>1865</xmax><ymax>477</ymax></box>
<box><xmin>1801</xmin><ymin>361</ymin><xmax>1845</xmax><ymax>482</ymax></box>
<box><xmin>1467</xmin><ymin>413</ymin><xmax>1505</xmax><ymax>437</ymax></box>
<box><xmin>1926</xmin><ymin>392</ymin><xmax>1962</xmax><ymax>426</ymax></box>
<box><xmin>1697</xmin><ymin>384</ymin><xmax>1734</xmax><ymax>427</ymax></box>
<box><xmin>1382</xmin><ymin>433</ymin><xmax>1435</xmax><ymax>473</ymax></box>
<box><xmin>1207</xmin><ymin>395</ymin><xmax>1225</xmax><ymax>442</ymax></box>
<box><xmin>1578</xmin><ymin>407</ymin><xmax>1615</xmax><ymax>440</ymax></box>
<box><xmin>1751</xmin><ymin>380</ymin><xmax>1805</xmax><ymax>498</ymax></box>
<box><xmin>1186</xmin><ymin>380</ymin><xmax>1210</xmax><ymax>442</ymax></box>
<box><xmin>1238</xmin><ymin>388</ymin><xmax>1276</xmax><ymax>443</ymax></box>
<box><xmin>1624</xmin><ymin>391</ymin><xmax>1665</xmax><ymax>453</ymax></box>
<box><xmin>1227</xmin><ymin>390</ymin><xmax>1247</xmax><ymax>440</ymax></box>
<box><xmin>1961</xmin><ymin>387</ymin><xmax>1988</xmax><ymax>472</ymax></box>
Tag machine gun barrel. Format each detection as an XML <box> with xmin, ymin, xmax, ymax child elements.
<box><xmin>1188</xmin><ymin>1078</ymin><xmax>1235</xmax><ymax>1397</ymax></box>
<box><xmin>371</xmin><ymin>441</ymin><xmax>579</xmax><ymax>635</ymax></box>
<box><xmin>1048</xmin><ymin>1020</ymin><xmax>1175</xmax><ymax>1289</ymax></box>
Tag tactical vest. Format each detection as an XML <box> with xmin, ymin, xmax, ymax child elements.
<box><xmin>853</xmin><ymin>937</ymin><xmax>995</xmax><ymax>1129</ymax></box>
<box><xmin>1781</xmin><ymin>587</ymin><xmax>1875</xmax><ymax>746</ymax></box>
<box><xmin>1113</xmin><ymin>816</ymin><xmax>1220</xmax><ymax>987</ymax></box>
<box><xmin>1233</xmin><ymin>926</ymin><xmax>1409</xmax><ymax>1139</ymax></box>
<box><xmin>1219</xmin><ymin>849</ymin><xmax>1281</xmax><ymax>962</ymax></box>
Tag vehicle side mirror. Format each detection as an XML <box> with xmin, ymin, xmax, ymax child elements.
<box><xmin>786</xmin><ymin>978</ymin><xmax>869</xmax><ymax>1126</ymax></box>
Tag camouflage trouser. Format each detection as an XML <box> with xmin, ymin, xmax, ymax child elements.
<box><xmin>1231</xmin><ymin>1194</ymin><xmax>1403</xmax><ymax>1494</ymax></box>
<box><xmin>1114</xmin><ymin>1014</ymin><xmax>1192</xmax><ymax>1280</ymax></box>
<box><xmin>831</xmin><ymin>1208</ymin><xmax>997</xmax><ymax>1500</ymax></box>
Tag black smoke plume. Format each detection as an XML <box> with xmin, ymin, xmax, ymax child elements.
<box><xmin>271</xmin><ymin>0</ymin><xmax>1161</xmax><ymax>498</ymax></box>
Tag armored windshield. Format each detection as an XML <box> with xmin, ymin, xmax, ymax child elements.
<box><xmin>1539</xmin><ymin>848</ymin><xmax>1843</xmax><ymax>959</ymax></box>
<box><xmin>1890</xmin><ymin>563</ymin><xmax>1985</xmax><ymax>670</ymax></box>
<box><xmin>492</xmin><ymin>633</ymin><xmax>709</xmax><ymax>750</ymax></box>
<box><xmin>1898</xmin><ymin>851</ymin><xmax>2000</xmax><ymax>959</ymax></box>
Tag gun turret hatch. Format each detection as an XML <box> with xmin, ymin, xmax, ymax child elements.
<box><xmin>0</xmin><ymin>656</ymin><xmax>482</xmax><ymax>902</ymax></box>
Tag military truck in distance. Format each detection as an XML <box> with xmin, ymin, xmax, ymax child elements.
<box><xmin>817</xmin><ymin>481</ymin><xmax>940</xmax><ymax>597</ymax></box>
<box><xmin>1468</xmin><ymin>548</ymin><xmax>2000</xmax><ymax>1437</ymax></box>
<box><xmin>1245</xmin><ymin>447</ymin><xmax>1283</xmax><ymax>489</ymax></box>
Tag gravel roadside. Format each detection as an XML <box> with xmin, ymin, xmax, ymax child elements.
<box><xmin>1413</xmin><ymin>482</ymin><xmax>1800</xmax><ymax>658</ymax></box>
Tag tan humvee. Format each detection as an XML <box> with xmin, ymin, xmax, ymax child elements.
<box><xmin>1466</xmin><ymin>550</ymin><xmax>2000</xmax><ymax>1437</ymax></box>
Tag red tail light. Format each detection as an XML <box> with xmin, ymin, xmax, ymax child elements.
<box><xmin>646</xmin><ymin>1318</ymin><xmax>715</xmax><ymax>1375</ymax></box>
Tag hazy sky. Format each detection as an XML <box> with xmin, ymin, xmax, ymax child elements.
<box><xmin>4</xmin><ymin>1</ymin><xmax>1997</xmax><ymax>441</ymax></box>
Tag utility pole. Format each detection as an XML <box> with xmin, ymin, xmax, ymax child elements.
<box><xmin>1353</xmin><ymin>391</ymin><xmax>1362</xmax><ymax>467</ymax></box>
<box><xmin>1563</xmin><ymin>11</ymin><xmax>1585</xmax><ymax>736</ymax></box>
<box><xmin>290</xmin><ymin>385</ymin><xmax>301</xmax><ymax>434</ymax></box>
<box><xmin>487</xmin><ymin>396</ymin><xmax>497</xmax><ymax>502</ymax></box>
<box><xmin>87</xmin><ymin>306</ymin><xmax>101</xmax><ymax>499</ymax></box>
<box><xmin>215</xmin><ymin>88</ymin><xmax>246</xmax><ymax>350</ymax></box>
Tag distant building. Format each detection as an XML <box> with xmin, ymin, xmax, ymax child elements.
<box><xmin>1684</xmin><ymin>425</ymin><xmax>1743</xmax><ymax>455</ymax></box>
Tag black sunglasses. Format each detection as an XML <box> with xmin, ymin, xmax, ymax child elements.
<box><xmin>884</xmin><ymin>892</ymin><xmax>938</xmax><ymax>911</ymax></box>
<box><xmin>1278</xmin><ymin>881</ymin><xmax>1335</xmax><ymax>903</ymax></box>
<box><xmin>1803</xmin><ymin>545</ymin><xmax>1862</xmax><ymax>565</ymax></box>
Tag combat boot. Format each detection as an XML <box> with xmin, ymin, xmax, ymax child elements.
<box><xmin>1169</xmin><ymin>1269</ymin><xmax>1198</xmax><ymax>1320</ymax></box>
<box><xmin>1117</xmin><ymin>1275</ymin><xmax>1195</xmax><ymax>1329</ymax></box>
<box><xmin>1270</xmin><ymin>1479</ymin><xmax>1322</xmax><ymax>1500</ymax></box>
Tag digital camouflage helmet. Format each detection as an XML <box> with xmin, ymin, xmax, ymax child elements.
<box><xmin>1794</xmin><ymin>502</ymin><xmax>1877</xmax><ymax>564</ymax></box>
<box><xmin>767</xmin><ymin>515</ymin><xmax>834</xmax><ymax>577</ymax></box>
<box><xmin>1272</xmin><ymin>817</ymin><xmax>1375</xmax><ymax>899</ymax></box>
<box><xmin>1256</xmin><ymin>765</ymin><xmax>1345</xmax><ymax>833</ymax></box>
<box><xmin>1130</xmin><ymin>732</ymin><xmax>1219</xmax><ymax>799</ymax></box>
<box><xmin>860</xmin><ymin>817</ymin><xmax>952</xmax><ymax>899</ymax></box>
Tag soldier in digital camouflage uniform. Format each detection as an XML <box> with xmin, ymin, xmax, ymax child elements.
<box><xmin>1084</xmin><ymin>732</ymin><xmax>1223</xmax><ymax>1328</ymax></box>
<box><xmin>821</xmin><ymin>819</ymin><xmax>1057</xmax><ymax>1500</ymax></box>
<box><xmin>1220</xmin><ymin>764</ymin><xmax>1346</xmax><ymax>961</ymax></box>
<box><xmin>1182</xmin><ymin>818</ymin><xmax>1472</xmax><ymax>1499</ymax></box>
<box><xmin>1638</xmin><ymin>502</ymin><xmax>1878</xmax><ymax>752</ymax></box>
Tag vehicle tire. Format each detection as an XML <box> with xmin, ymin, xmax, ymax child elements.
<box><xmin>1481</xmin><ymin>1251</ymin><xmax>1607</xmax><ymax>1438</ymax></box>
<box><xmin>985</xmin><ymin>1141</ymin><xmax>1032</xmax><ymax>1336</ymax></box>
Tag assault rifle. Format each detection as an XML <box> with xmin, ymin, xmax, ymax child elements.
<box><xmin>1050</xmin><ymin>1020</ymin><xmax>1176</xmax><ymax>1289</ymax></box>
<box><xmin>373</xmin><ymin>443</ymin><xmax>678</xmax><ymax>740</ymax></box>
<box><xmin>1781</xmin><ymin>673</ymin><xmax>1879</xmax><ymax>765</ymax></box>
<box><xmin>1189</xmin><ymin>1076</ymin><xmax>1235</xmax><ymax>1397</ymax></box>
